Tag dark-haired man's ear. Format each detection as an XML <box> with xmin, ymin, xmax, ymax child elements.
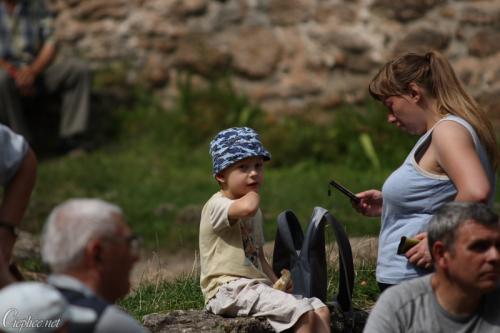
<box><xmin>432</xmin><ymin>241</ymin><xmax>448</xmax><ymax>269</ymax></box>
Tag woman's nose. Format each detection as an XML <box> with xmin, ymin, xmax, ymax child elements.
<box><xmin>387</xmin><ymin>113</ymin><xmax>397</xmax><ymax>124</ymax></box>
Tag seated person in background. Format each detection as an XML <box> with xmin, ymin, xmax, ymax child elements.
<box><xmin>0</xmin><ymin>123</ymin><xmax>36</xmax><ymax>285</ymax></box>
<box><xmin>41</xmin><ymin>198</ymin><xmax>148</xmax><ymax>333</ymax></box>
<box><xmin>364</xmin><ymin>202</ymin><xmax>500</xmax><ymax>333</ymax></box>
<box><xmin>200</xmin><ymin>127</ymin><xmax>330</xmax><ymax>333</ymax></box>
<box><xmin>0</xmin><ymin>281</ymin><xmax>96</xmax><ymax>333</ymax></box>
<box><xmin>0</xmin><ymin>0</ymin><xmax>90</xmax><ymax>152</ymax></box>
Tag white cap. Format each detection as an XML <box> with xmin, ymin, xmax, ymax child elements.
<box><xmin>0</xmin><ymin>282</ymin><xmax>97</xmax><ymax>333</ymax></box>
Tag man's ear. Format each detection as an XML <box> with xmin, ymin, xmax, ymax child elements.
<box><xmin>85</xmin><ymin>239</ymin><xmax>103</xmax><ymax>266</ymax></box>
<box><xmin>432</xmin><ymin>241</ymin><xmax>449</xmax><ymax>269</ymax></box>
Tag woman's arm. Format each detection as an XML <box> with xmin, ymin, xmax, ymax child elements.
<box><xmin>407</xmin><ymin>120</ymin><xmax>491</xmax><ymax>268</ymax></box>
<box><xmin>433</xmin><ymin>121</ymin><xmax>491</xmax><ymax>202</ymax></box>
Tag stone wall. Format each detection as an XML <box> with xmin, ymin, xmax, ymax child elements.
<box><xmin>47</xmin><ymin>0</ymin><xmax>500</xmax><ymax>114</ymax></box>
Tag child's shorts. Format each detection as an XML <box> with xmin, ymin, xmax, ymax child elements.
<box><xmin>206</xmin><ymin>277</ymin><xmax>327</xmax><ymax>332</ymax></box>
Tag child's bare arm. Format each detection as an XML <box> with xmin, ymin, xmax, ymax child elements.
<box><xmin>227</xmin><ymin>191</ymin><xmax>260</xmax><ymax>225</ymax></box>
<box><xmin>259</xmin><ymin>248</ymin><xmax>278</xmax><ymax>283</ymax></box>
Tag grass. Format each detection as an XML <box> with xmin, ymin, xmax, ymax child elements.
<box><xmin>24</xmin><ymin>75</ymin><xmax>419</xmax><ymax>251</ymax></box>
<box><xmin>22</xmin><ymin>72</ymin><xmax>500</xmax><ymax>323</ymax></box>
<box><xmin>119</xmin><ymin>274</ymin><xmax>205</xmax><ymax>319</ymax></box>
<box><xmin>119</xmin><ymin>260</ymin><xmax>379</xmax><ymax>320</ymax></box>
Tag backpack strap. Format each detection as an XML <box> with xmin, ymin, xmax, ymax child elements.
<box><xmin>272</xmin><ymin>210</ymin><xmax>304</xmax><ymax>278</ymax></box>
<box><xmin>56</xmin><ymin>287</ymin><xmax>108</xmax><ymax>333</ymax></box>
<box><xmin>299</xmin><ymin>207</ymin><xmax>328</xmax><ymax>301</ymax></box>
<box><xmin>323</xmin><ymin>210</ymin><xmax>354</xmax><ymax>313</ymax></box>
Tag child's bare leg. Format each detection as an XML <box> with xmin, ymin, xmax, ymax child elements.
<box><xmin>292</xmin><ymin>311</ymin><xmax>314</xmax><ymax>333</ymax></box>
<box><xmin>292</xmin><ymin>308</ymin><xmax>330</xmax><ymax>333</ymax></box>
<box><xmin>314</xmin><ymin>307</ymin><xmax>331</xmax><ymax>333</ymax></box>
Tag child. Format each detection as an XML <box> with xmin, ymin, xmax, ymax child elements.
<box><xmin>199</xmin><ymin>127</ymin><xmax>330</xmax><ymax>333</ymax></box>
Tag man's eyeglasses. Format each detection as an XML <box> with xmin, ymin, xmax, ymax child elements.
<box><xmin>104</xmin><ymin>233</ymin><xmax>142</xmax><ymax>256</ymax></box>
<box><xmin>126</xmin><ymin>234</ymin><xmax>142</xmax><ymax>256</ymax></box>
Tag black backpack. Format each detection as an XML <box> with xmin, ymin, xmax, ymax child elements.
<box><xmin>272</xmin><ymin>207</ymin><xmax>355</xmax><ymax>328</ymax></box>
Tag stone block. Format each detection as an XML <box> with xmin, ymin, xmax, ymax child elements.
<box><xmin>229</xmin><ymin>27</ymin><xmax>282</xmax><ymax>79</ymax></box>
<box><xmin>393</xmin><ymin>27</ymin><xmax>451</xmax><ymax>55</ymax></box>
<box><xmin>467</xmin><ymin>30</ymin><xmax>500</xmax><ymax>57</ymax></box>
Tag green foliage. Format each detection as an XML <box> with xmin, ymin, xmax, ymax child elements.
<box><xmin>163</xmin><ymin>74</ymin><xmax>416</xmax><ymax>170</ymax></box>
<box><xmin>171</xmin><ymin>73</ymin><xmax>263</xmax><ymax>145</ymax></box>
<box><xmin>18</xmin><ymin>257</ymin><xmax>45</xmax><ymax>273</ymax></box>
<box><xmin>28</xmin><ymin>74</ymin><xmax>417</xmax><ymax>249</ymax></box>
<box><xmin>327</xmin><ymin>260</ymin><xmax>379</xmax><ymax>310</ymax></box>
<box><xmin>119</xmin><ymin>275</ymin><xmax>204</xmax><ymax>319</ymax></box>
<box><xmin>120</xmin><ymin>261</ymin><xmax>379</xmax><ymax>321</ymax></box>
<box><xmin>33</xmin><ymin>73</ymin><xmax>500</xmax><ymax>251</ymax></box>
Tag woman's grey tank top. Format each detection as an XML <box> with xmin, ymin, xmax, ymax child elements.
<box><xmin>377</xmin><ymin>115</ymin><xmax>496</xmax><ymax>284</ymax></box>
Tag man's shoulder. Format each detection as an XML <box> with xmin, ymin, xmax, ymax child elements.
<box><xmin>379</xmin><ymin>274</ymin><xmax>432</xmax><ymax>306</ymax></box>
<box><xmin>485</xmin><ymin>286</ymin><xmax>500</xmax><ymax>304</ymax></box>
<box><xmin>96</xmin><ymin>305</ymin><xmax>148</xmax><ymax>333</ymax></box>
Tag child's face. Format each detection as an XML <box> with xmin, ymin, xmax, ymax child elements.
<box><xmin>216</xmin><ymin>156</ymin><xmax>264</xmax><ymax>199</ymax></box>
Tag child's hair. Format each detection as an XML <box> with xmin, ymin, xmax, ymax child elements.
<box><xmin>369</xmin><ymin>50</ymin><xmax>498</xmax><ymax>169</ymax></box>
<box><xmin>209</xmin><ymin>127</ymin><xmax>271</xmax><ymax>176</ymax></box>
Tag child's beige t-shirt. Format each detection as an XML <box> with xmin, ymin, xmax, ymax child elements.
<box><xmin>199</xmin><ymin>191</ymin><xmax>269</xmax><ymax>302</ymax></box>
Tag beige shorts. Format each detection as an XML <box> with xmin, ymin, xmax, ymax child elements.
<box><xmin>206</xmin><ymin>278</ymin><xmax>327</xmax><ymax>332</ymax></box>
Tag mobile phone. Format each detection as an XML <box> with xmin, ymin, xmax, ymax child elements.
<box><xmin>328</xmin><ymin>180</ymin><xmax>360</xmax><ymax>203</ymax></box>
<box><xmin>397</xmin><ymin>236</ymin><xmax>420</xmax><ymax>255</ymax></box>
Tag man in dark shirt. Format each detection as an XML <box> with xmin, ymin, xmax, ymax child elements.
<box><xmin>0</xmin><ymin>0</ymin><xmax>90</xmax><ymax>151</ymax></box>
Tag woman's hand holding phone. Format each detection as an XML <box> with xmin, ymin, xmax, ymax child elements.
<box><xmin>405</xmin><ymin>232</ymin><xmax>432</xmax><ymax>269</ymax></box>
<box><xmin>354</xmin><ymin>189</ymin><xmax>383</xmax><ymax>217</ymax></box>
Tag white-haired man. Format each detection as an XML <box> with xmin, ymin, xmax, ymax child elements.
<box><xmin>41</xmin><ymin>198</ymin><xmax>147</xmax><ymax>333</ymax></box>
<box><xmin>364</xmin><ymin>202</ymin><xmax>500</xmax><ymax>332</ymax></box>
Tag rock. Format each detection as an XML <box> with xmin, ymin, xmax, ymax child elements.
<box><xmin>53</xmin><ymin>14</ymin><xmax>86</xmax><ymax>43</ymax></box>
<box><xmin>393</xmin><ymin>27</ymin><xmax>451</xmax><ymax>55</ymax></box>
<box><xmin>142</xmin><ymin>308</ymin><xmax>369</xmax><ymax>333</ymax></box>
<box><xmin>315</xmin><ymin>3</ymin><xmax>358</xmax><ymax>24</ymax></box>
<box><xmin>371</xmin><ymin>0</ymin><xmax>446</xmax><ymax>22</ymax></box>
<box><xmin>213</xmin><ymin>0</ymin><xmax>247</xmax><ymax>28</ymax></box>
<box><xmin>467</xmin><ymin>30</ymin><xmax>500</xmax><ymax>57</ymax></box>
<box><xmin>345</xmin><ymin>53</ymin><xmax>380</xmax><ymax>74</ymax></box>
<box><xmin>173</xmin><ymin>34</ymin><xmax>230</xmax><ymax>76</ymax></box>
<box><xmin>228</xmin><ymin>27</ymin><xmax>282</xmax><ymax>79</ymax></box>
<box><xmin>142</xmin><ymin>53</ymin><xmax>170</xmax><ymax>88</ymax></box>
<box><xmin>74</xmin><ymin>0</ymin><xmax>129</xmax><ymax>20</ymax></box>
<box><xmin>460</xmin><ymin>2</ymin><xmax>500</xmax><ymax>27</ymax></box>
<box><xmin>13</xmin><ymin>231</ymin><xmax>40</xmax><ymax>262</ymax></box>
<box><xmin>478</xmin><ymin>89</ymin><xmax>500</xmax><ymax>120</ymax></box>
<box><xmin>172</xmin><ymin>0</ymin><xmax>208</xmax><ymax>17</ymax></box>
<box><xmin>36</xmin><ymin>0</ymin><xmax>500</xmax><ymax>121</ymax></box>
<box><xmin>268</xmin><ymin>0</ymin><xmax>316</xmax><ymax>25</ymax></box>
<box><xmin>327</xmin><ymin>28</ymin><xmax>373</xmax><ymax>54</ymax></box>
<box><xmin>143</xmin><ymin>310</ymin><xmax>274</xmax><ymax>333</ymax></box>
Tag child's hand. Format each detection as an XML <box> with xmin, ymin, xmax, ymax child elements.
<box><xmin>272</xmin><ymin>269</ymin><xmax>291</xmax><ymax>291</ymax></box>
<box><xmin>285</xmin><ymin>279</ymin><xmax>293</xmax><ymax>294</ymax></box>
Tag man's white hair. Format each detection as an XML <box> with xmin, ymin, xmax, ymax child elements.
<box><xmin>41</xmin><ymin>198</ymin><xmax>123</xmax><ymax>273</ymax></box>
